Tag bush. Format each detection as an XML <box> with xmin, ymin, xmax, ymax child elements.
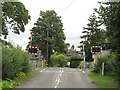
<box><xmin>51</xmin><ymin>53</ymin><xmax>67</xmax><ymax>67</ymax></box>
<box><xmin>1</xmin><ymin>70</ymin><xmax>33</xmax><ymax>89</ymax></box>
<box><xmin>78</xmin><ymin>61</ymin><xmax>84</xmax><ymax>69</ymax></box>
<box><xmin>93</xmin><ymin>53</ymin><xmax>118</xmax><ymax>77</ymax></box>
<box><xmin>2</xmin><ymin>45</ymin><xmax>31</xmax><ymax>80</ymax></box>
<box><xmin>2</xmin><ymin>80</ymin><xmax>15</xmax><ymax>89</ymax></box>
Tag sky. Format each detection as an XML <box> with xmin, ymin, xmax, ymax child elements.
<box><xmin>7</xmin><ymin>0</ymin><xmax>104</xmax><ymax>50</ymax></box>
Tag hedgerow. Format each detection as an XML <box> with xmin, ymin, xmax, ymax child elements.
<box><xmin>2</xmin><ymin>44</ymin><xmax>31</xmax><ymax>80</ymax></box>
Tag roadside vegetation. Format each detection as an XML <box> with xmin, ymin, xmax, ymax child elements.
<box><xmin>89</xmin><ymin>53</ymin><xmax>118</xmax><ymax>88</ymax></box>
<box><xmin>1</xmin><ymin>2</ymin><xmax>32</xmax><ymax>89</ymax></box>
<box><xmin>80</xmin><ymin>2</ymin><xmax>120</xmax><ymax>89</ymax></box>
<box><xmin>1</xmin><ymin>1</ymin><xmax>120</xmax><ymax>89</ymax></box>
<box><xmin>1</xmin><ymin>41</ymin><xmax>33</xmax><ymax>89</ymax></box>
<box><xmin>50</xmin><ymin>53</ymin><xmax>68</xmax><ymax>67</ymax></box>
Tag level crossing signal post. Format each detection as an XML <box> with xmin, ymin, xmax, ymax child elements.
<box><xmin>91</xmin><ymin>46</ymin><xmax>104</xmax><ymax>75</ymax></box>
<box><xmin>79</xmin><ymin>41</ymin><xmax>86</xmax><ymax>71</ymax></box>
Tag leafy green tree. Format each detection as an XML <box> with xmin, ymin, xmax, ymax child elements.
<box><xmin>66</xmin><ymin>43</ymin><xmax>70</xmax><ymax>50</ymax></box>
<box><xmin>2</xmin><ymin>2</ymin><xmax>30</xmax><ymax>39</ymax></box>
<box><xmin>82</xmin><ymin>12</ymin><xmax>106</xmax><ymax>61</ymax></box>
<box><xmin>95</xmin><ymin>1</ymin><xmax>120</xmax><ymax>83</ymax></box>
<box><xmin>29</xmin><ymin>10</ymin><xmax>67</xmax><ymax>66</ymax></box>
<box><xmin>95</xmin><ymin>2</ymin><xmax>120</xmax><ymax>52</ymax></box>
<box><xmin>71</xmin><ymin>45</ymin><xmax>75</xmax><ymax>50</ymax></box>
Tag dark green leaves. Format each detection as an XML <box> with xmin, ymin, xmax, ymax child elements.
<box><xmin>2</xmin><ymin>2</ymin><xmax>30</xmax><ymax>38</ymax></box>
<box><xmin>29</xmin><ymin>10</ymin><xmax>67</xmax><ymax>60</ymax></box>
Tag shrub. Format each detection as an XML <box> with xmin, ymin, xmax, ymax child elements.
<box><xmin>78</xmin><ymin>61</ymin><xmax>84</xmax><ymax>69</ymax></box>
<box><xmin>51</xmin><ymin>53</ymin><xmax>67</xmax><ymax>67</ymax></box>
<box><xmin>2</xmin><ymin>80</ymin><xmax>14</xmax><ymax>89</ymax></box>
<box><xmin>93</xmin><ymin>53</ymin><xmax>118</xmax><ymax>77</ymax></box>
<box><xmin>15</xmin><ymin>72</ymin><xmax>26</xmax><ymax>80</ymax></box>
<box><xmin>2</xmin><ymin>45</ymin><xmax>31</xmax><ymax>80</ymax></box>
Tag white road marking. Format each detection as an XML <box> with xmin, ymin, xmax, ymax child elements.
<box><xmin>35</xmin><ymin>68</ymin><xmax>38</xmax><ymax>70</ymax></box>
<box><xmin>54</xmin><ymin>68</ymin><xmax>63</xmax><ymax>88</ymax></box>
<box><xmin>82</xmin><ymin>70</ymin><xmax>85</xmax><ymax>73</ymax></box>
<box><xmin>40</xmin><ymin>70</ymin><xmax>43</xmax><ymax>72</ymax></box>
<box><xmin>79</xmin><ymin>69</ymin><xmax>85</xmax><ymax>73</ymax></box>
<box><xmin>79</xmin><ymin>69</ymin><xmax>86</xmax><ymax>73</ymax></box>
<box><xmin>59</xmin><ymin>73</ymin><xmax>62</xmax><ymax>76</ymax></box>
<box><xmin>79</xmin><ymin>69</ymin><xmax>82</xmax><ymax>71</ymax></box>
<box><xmin>40</xmin><ymin>68</ymin><xmax>46</xmax><ymax>72</ymax></box>
<box><xmin>54</xmin><ymin>85</ymin><xmax>57</xmax><ymax>88</ymax></box>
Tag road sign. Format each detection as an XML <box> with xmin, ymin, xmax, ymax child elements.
<box><xmin>91</xmin><ymin>46</ymin><xmax>102</xmax><ymax>54</ymax></box>
<box><xmin>28</xmin><ymin>46</ymin><xmax>39</xmax><ymax>55</ymax></box>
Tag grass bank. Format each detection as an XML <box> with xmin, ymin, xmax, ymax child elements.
<box><xmin>88</xmin><ymin>72</ymin><xmax>118</xmax><ymax>89</ymax></box>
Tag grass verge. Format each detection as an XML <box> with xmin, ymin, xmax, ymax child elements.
<box><xmin>88</xmin><ymin>72</ymin><xmax>118</xmax><ymax>89</ymax></box>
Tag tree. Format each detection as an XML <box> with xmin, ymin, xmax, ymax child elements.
<box><xmin>66</xmin><ymin>43</ymin><xmax>70</xmax><ymax>50</ymax></box>
<box><xmin>82</xmin><ymin>12</ymin><xmax>106</xmax><ymax>61</ymax></box>
<box><xmin>71</xmin><ymin>45</ymin><xmax>75</xmax><ymax>50</ymax></box>
<box><xmin>29</xmin><ymin>10</ymin><xmax>67</xmax><ymax>66</ymax></box>
<box><xmin>95</xmin><ymin>2</ymin><xmax>120</xmax><ymax>52</ymax></box>
<box><xmin>2</xmin><ymin>2</ymin><xmax>30</xmax><ymax>39</ymax></box>
<box><xmin>95</xmin><ymin>1</ymin><xmax>120</xmax><ymax>83</ymax></box>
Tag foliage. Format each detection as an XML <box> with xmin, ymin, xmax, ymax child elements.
<box><xmin>77</xmin><ymin>61</ymin><xmax>84</xmax><ymax>69</ymax></box>
<box><xmin>1</xmin><ymin>70</ymin><xmax>33</xmax><ymax>90</ymax></box>
<box><xmin>82</xmin><ymin>11</ymin><xmax>106</xmax><ymax>62</ymax></box>
<box><xmin>66</xmin><ymin>43</ymin><xmax>70</xmax><ymax>50</ymax></box>
<box><xmin>93</xmin><ymin>53</ymin><xmax>118</xmax><ymax>77</ymax></box>
<box><xmin>95</xmin><ymin>2</ymin><xmax>120</xmax><ymax>82</ymax></box>
<box><xmin>51</xmin><ymin>53</ymin><xmax>67</xmax><ymax>67</ymax></box>
<box><xmin>2</xmin><ymin>2</ymin><xmax>30</xmax><ymax>39</ymax></box>
<box><xmin>70</xmin><ymin>55</ymin><xmax>82</xmax><ymax>60</ymax></box>
<box><xmin>2</xmin><ymin>44</ymin><xmax>31</xmax><ymax>80</ymax></box>
<box><xmin>70</xmin><ymin>45</ymin><xmax>75</xmax><ymax>50</ymax></box>
<box><xmin>28</xmin><ymin>10</ymin><xmax>67</xmax><ymax>66</ymax></box>
<box><xmin>2</xmin><ymin>80</ymin><xmax>16</xmax><ymax>89</ymax></box>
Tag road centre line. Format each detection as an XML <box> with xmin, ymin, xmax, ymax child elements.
<box><xmin>40</xmin><ymin>68</ymin><xmax>46</xmax><ymax>72</ymax></box>
<box><xmin>54</xmin><ymin>68</ymin><xmax>63</xmax><ymax>88</ymax></box>
<box><xmin>56</xmin><ymin>78</ymin><xmax>61</xmax><ymax>85</ymax></box>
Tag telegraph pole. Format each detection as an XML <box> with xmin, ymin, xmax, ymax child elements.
<box><xmin>46</xmin><ymin>29</ymin><xmax>49</xmax><ymax>66</ymax></box>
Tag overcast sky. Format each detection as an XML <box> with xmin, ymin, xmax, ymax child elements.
<box><xmin>7</xmin><ymin>0</ymin><xmax>104</xmax><ymax>50</ymax></box>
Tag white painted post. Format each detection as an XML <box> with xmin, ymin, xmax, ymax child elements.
<box><xmin>83</xmin><ymin>44</ymin><xmax>85</xmax><ymax>70</ymax></box>
<box><xmin>102</xmin><ymin>62</ymin><xmax>104</xmax><ymax>76</ymax></box>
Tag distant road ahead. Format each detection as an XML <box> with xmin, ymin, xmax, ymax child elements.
<box><xmin>17</xmin><ymin>67</ymin><xmax>97</xmax><ymax>88</ymax></box>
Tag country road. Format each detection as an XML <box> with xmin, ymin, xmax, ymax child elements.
<box><xmin>17</xmin><ymin>67</ymin><xmax>97</xmax><ymax>88</ymax></box>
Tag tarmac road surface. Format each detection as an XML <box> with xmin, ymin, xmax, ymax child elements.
<box><xmin>17</xmin><ymin>67</ymin><xmax>97</xmax><ymax>88</ymax></box>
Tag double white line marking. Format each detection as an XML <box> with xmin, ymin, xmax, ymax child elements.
<box><xmin>54</xmin><ymin>68</ymin><xmax>63</xmax><ymax>88</ymax></box>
